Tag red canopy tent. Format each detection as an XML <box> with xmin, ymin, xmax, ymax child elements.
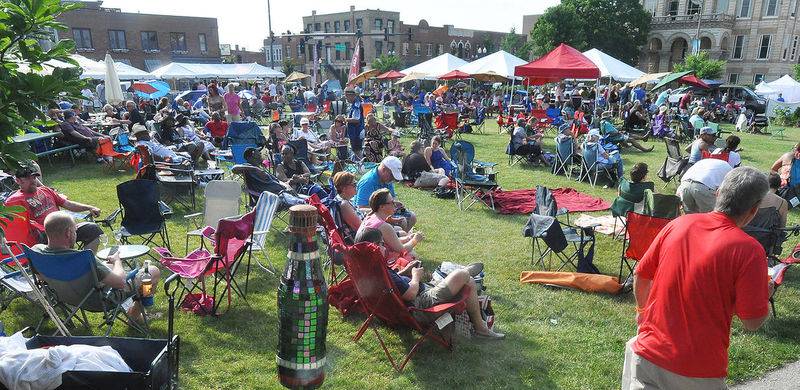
<box><xmin>438</xmin><ymin>70</ymin><xmax>471</xmax><ymax>80</ymax></box>
<box><xmin>514</xmin><ymin>43</ymin><xmax>600</xmax><ymax>85</ymax></box>
<box><xmin>376</xmin><ymin>70</ymin><xmax>406</xmax><ymax>80</ymax></box>
<box><xmin>679</xmin><ymin>74</ymin><xmax>710</xmax><ymax>89</ymax></box>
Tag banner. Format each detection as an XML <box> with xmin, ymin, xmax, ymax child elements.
<box><xmin>347</xmin><ymin>39</ymin><xmax>361</xmax><ymax>85</ymax></box>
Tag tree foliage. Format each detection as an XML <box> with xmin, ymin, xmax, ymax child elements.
<box><xmin>371</xmin><ymin>54</ymin><xmax>401</xmax><ymax>72</ymax></box>
<box><xmin>500</xmin><ymin>27</ymin><xmax>533</xmax><ymax>61</ymax></box>
<box><xmin>793</xmin><ymin>63</ymin><xmax>800</xmax><ymax>81</ymax></box>
<box><xmin>672</xmin><ymin>51</ymin><xmax>725</xmax><ymax>79</ymax></box>
<box><xmin>282</xmin><ymin>57</ymin><xmax>299</xmax><ymax>74</ymax></box>
<box><xmin>531</xmin><ymin>0</ymin><xmax>651</xmax><ymax>65</ymax></box>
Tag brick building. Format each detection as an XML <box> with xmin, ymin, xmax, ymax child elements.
<box><xmin>227</xmin><ymin>45</ymin><xmax>268</xmax><ymax>66</ymax></box>
<box><xmin>55</xmin><ymin>1</ymin><xmax>221</xmax><ymax>72</ymax></box>
<box><xmin>639</xmin><ymin>0</ymin><xmax>800</xmax><ymax>85</ymax></box>
<box><xmin>267</xmin><ymin>6</ymin><xmax>520</xmax><ymax>83</ymax></box>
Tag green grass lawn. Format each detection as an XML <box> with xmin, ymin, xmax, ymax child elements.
<box><xmin>4</xmin><ymin>120</ymin><xmax>800</xmax><ymax>389</ymax></box>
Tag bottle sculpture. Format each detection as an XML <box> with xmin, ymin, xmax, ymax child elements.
<box><xmin>276</xmin><ymin>204</ymin><xmax>328</xmax><ymax>389</ymax></box>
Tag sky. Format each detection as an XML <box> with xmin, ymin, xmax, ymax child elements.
<box><xmin>97</xmin><ymin>0</ymin><xmax>560</xmax><ymax>51</ymax></box>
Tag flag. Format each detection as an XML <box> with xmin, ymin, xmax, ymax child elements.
<box><xmin>348</xmin><ymin>39</ymin><xmax>361</xmax><ymax>85</ymax></box>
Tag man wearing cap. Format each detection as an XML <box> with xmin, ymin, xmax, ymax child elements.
<box><xmin>58</xmin><ymin>109</ymin><xmax>109</xmax><ymax>153</ymax></box>
<box><xmin>599</xmin><ymin>111</ymin><xmax>653</xmax><ymax>152</ymax></box>
<box><xmin>688</xmin><ymin>126</ymin><xmax>718</xmax><ymax>164</ymax></box>
<box><xmin>344</xmin><ymin>87</ymin><xmax>365</xmax><ymax>159</ymax></box>
<box><xmin>4</xmin><ymin>162</ymin><xmax>104</xmax><ymax>252</ymax></box>
<box><xmin>677</xmin><ymin>158</ymin><xmax>733</xmax><ymax>214</ymax></box>
<box><xmin>131</xmin><ymin>124</ymin><xmax>189</xmax><ymax>164</ymax></box>
<box><xmin>355</xmin><ymin>156</ymin><xmax>416</xmax><ymax>231</ymax></box>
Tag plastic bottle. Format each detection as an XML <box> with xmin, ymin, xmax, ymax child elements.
<box><xmin>140</xmin><ymin>260</ymin><xmax>154</xmax><ymax>307</ymax></box>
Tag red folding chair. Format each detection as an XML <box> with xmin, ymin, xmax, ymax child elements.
<box><xmin>619</xmin><ymin>211</ymin><xmax>672</xmax><ymax>283</ymax></box>
<box><xmin>306</xmin><ymin>195</ymin><xmax>345</xmax><ymax>285</ymax></box>
<box><xmin>701</xmin><ymin>150</ymin><xmax>730</xmax><ymax>162</ymax></box>
<box><xmin>332</xmin><ymin>241</ymin><xmax>469</xmax><ymax>372</ymax></box>
<box><xmin>530</xmin><ymin>109</ymin><xmax>551</xmax><ymax>132</ymax></box>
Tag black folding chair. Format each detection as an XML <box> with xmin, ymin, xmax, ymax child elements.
<box><xmin>657</xmin><ymin>137</ymin><xmax>688</xmax><ymax>189</ymax></box>
<box><xmin>107</xmin><ymin>179</ymin><xmax>173</xmax><ymax>255</ymax></box>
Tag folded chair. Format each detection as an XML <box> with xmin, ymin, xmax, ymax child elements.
<box><xmin>552</xmin><ymin>135</ymin><xmax>580</xmax><ymax>178</ymax></box>
<box><xmin>22</xmin><ymin>245</ymin><xmax>149</xmax><ymax>337</ymax></box>
<box><xmin>209</xmin><ymin>210</ymin><xmax>255</xmax><ymax>314</ymax></box>
<box><xmin>184</xmin><ymin>180</ymin><xmax>242</xmax><ymax>253</ymax></box>
<box><xmin>332</xmin><ymin>240</ymin><xmax>469</xmax><ymax>373</ymax></box>
<box><xmin>579</xmin><ymin>142</ymin><xmax>616</xmax><ymax>187</ymax></box>
<box><xmin>618</xmin><ymin>212</ymin><xmax>672</xmax><ymax>284</ymax></box>
<box><xmin>110</xmin><ymin>179</ymin><xmax>173</xmax><ymax>255</ymax></box>
<box><xmin>450</xmin><ymin>140</ymin><xmax>498</xmax><ymax>211</ymax></box>
<box><xmin>657</xmin><ymin>137</ymin><xmax>688</xmax><ymax>189</ymax></box>
<box><xmin>523</xmin><ymin>213</ymin><xmax>597</xmax><ymax>273</ymax></box>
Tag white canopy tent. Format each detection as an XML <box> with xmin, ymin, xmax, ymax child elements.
<box><xmin>764</xmin><ymin>74</ymin><xmax>800</xmax><ymax>103</ymax></box>
<box><xmin>581</xmin><ymin>48</ymin><xmax>644</xmax><ymax>82</ymax></box>
<box><xmin>755</xmin><ymin>81</ymin><xmax>780</xmax><ymax>99</ymax></box>
<box><xmin>151</xmin><ymin>62</ymin><xmax>285</xmax><ymax>80</ymax></box>
<box><xmin>400</xmin><ymin>53</ymin><xmax>468</xmax><ymax>80</ymax></box>
<box><xmin>455</xmin><ymin>50</ymin><xmax>527</xmax><ymax>80</ymax></box>
<box><xmin>70</xmin><ymin>54</ymin><xmax>154</xmax><ymax>80</ymax></box>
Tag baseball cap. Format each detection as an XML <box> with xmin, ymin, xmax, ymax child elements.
<box><xmin>588</xmin><ymin>129</ymin><xmax>601</xmax><ymax>138</ymax></box>
<box><xmin>381</xmin><ymin>156</ymin><xmax>404</xmax><ymax>181</ymax></box>
<box><xmin>63</xmin><ymin>110</ymin><xmax>76</xmax><ymax>120</ymax></box>
<box><xmin>300</xmin><ymin>117</ymin><xmax>309</xmax><ymax>125</ymax></box>
<box><xmin>699</xmin><ymin>126</ymin><xmax>717</xmax><ymax>135</ymax></box>
<box><xmin>14</xmin><ymin>163</ymin><xmax>40</xmax><ymax>178</ymax></box>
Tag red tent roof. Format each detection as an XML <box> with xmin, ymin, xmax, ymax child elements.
<box><xmin>679</xmin><ymin>74</ymin><xmax>710</xmax><ymax>89</ymax></box>
<box><xmin>376</xmin><ymin>70</ymin><xmax>406</xmax><ymax>80</ymax></box>
<box><xmin>514</xmin><ymin>43</ymin><xmax>600</xmax><ymax>84</ymax></box>
<box><xmin>439</xmin><ymin>70</ymin><xmax>471</xmax><ymax>80</ymax></box>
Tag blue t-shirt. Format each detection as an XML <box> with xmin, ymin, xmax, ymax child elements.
<box><xmin>388</xmin><ymin>268</ymin><xmax>410</xmax><ymax>295</ymax></box>
<box><xmin>355</xmin><ymin>168</ymin><xmax>396</xmax><ymax>207</ymax></box>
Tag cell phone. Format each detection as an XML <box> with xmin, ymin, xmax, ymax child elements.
<box><xmin>108</xmin><ymin>246</ymin><xmax>119</xmax><ymax>257</ymax></box>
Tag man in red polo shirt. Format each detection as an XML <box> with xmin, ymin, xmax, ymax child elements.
<box><xmin>203</xmin><ymin>112</ymin><xmax>228</xmax><ymax>145</ymax></box>
<box><xmin>623</xmin><ymin>166</ymin><xmax>772</xmax><ymax>389</ymax></box>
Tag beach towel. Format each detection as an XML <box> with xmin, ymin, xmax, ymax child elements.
<box><xmin>574</xmin><ymin>214</ymin><xmax>625</xmax><ymax>236</ymax></box>
<box><xmin>482</xmin><ymin>188</ymin><xmax>610</xmax><ymax>214</ymax></box>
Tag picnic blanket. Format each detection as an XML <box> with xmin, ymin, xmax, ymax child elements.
<box><xmin>574</xmin><ymin>214</ymin><xmax>625</xmax><ymax>236</ymax></box>
<box><xmin>482</xmin><ymin>188</ymin><xmax>610</xmax><ymax>214</ymax></box>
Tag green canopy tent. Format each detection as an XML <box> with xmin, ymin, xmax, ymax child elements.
<box><xmin>651</xmin><ymin>70</ymin><xmax>693</xmax><ymax>90</ymax></box>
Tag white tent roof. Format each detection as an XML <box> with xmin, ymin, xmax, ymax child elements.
<box><xmin>400</xmin><ymin>53</ymin><xmax>468</xmax><ymax>80</ymax></box>
<box><xmin>755</xmin><ymin>81</ymin><xmax>779</xmax><ymax>97</ymax></box>
<box><xmin>70</xmin><ymin>54</ymin><xmax>154</xmax><ymax>80</ymax></box>
<box><xmin>455</xmin><ymin>50</ymin><xmax>527</xmax><ymax>79</ymax></box>
<box><xmin>581</xmin><ymin>48</ymin><xmax>644</xmax><ymax>82</ymax></box>
<box><xmin>766</xmin><ymin>74</ymin><xmax>800</xmax><ymax>103</ymax></box>
<box><xmin>151</xmin><ymin>62</ymin><xmax>285</xmax><ymax>80</ymax></box>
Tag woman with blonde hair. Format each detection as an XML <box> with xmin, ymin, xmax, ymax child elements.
<box><xmin>355</xmin><ymin>188</ymin><xmax>423</xmax><ymax>270</ymax></box>
<box><xmin>363</xmin><ymin>113</ymin><xmax>393</xmax><ymax>162</ymax></box>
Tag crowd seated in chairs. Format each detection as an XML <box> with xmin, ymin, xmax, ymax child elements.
<box><xmin>507</xmin><ymin>119</ymin><xmax>548</xmax><ymax>166</ymax></box>
<box><xmin>580</xmin><ymin>129</ymin><xmax>623</xmax><ymax>188</ymax></box>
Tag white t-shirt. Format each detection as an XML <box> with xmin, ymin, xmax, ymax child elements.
<box><xmin>712</xmin><ymin>148</ymin><xmax>741</xmax><ymax>168</ymax></box>
<box><xmin>269</xmin><ymin>83</ymin><xmax>277</xmax><ymax>97</ymax></box>
<box><xmin>292</xmin><ymin>128</ymin><xmax>319</xmax><ymax>144</ymax></box>
<box><xmin>681</xmin><ymin>158</ymin><xmax>732</xmax><ymax>190</ymax></box>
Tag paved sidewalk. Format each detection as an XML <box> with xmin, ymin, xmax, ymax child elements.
<box><xmin>731</xmin><ymin>360</ymin><xmax>800</xmax><ymax>389</ymax></box>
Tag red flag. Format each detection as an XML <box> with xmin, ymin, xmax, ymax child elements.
<box><xmin>347</xmin><ymin>39</ymin><xmax>361</xmax><ymax>85</ymax></box>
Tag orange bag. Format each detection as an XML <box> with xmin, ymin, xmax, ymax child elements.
<box><xmin>520</xmin><ymin>271</ymin><xmax>621</xmax><ymax>294</ymax></box>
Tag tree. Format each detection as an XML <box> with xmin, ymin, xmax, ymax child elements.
<box><xmin>793</xmin><ymin>63</ymin><xmax>800</xmax><ymax>81</ymax></box>
<box><xmin>282</xmin><ymin>57</ymin><xmax>299</xmax><ymax>74</ymax></box>
<box><xmin>673</xmin><ymin>51</ymin><xmax>725</xmax><ymax>79</ymax></box>
<box><xmin>371</xmin><ymin>54</ymin><xmax>401</xmax><ymax>73</ymax></box>
<box><xmin>500</xmin><ymin>28</ymin><xmax>533</xmax><ymax>60</ymax></box>
<box><xmin>531</xmin><ymin>0</ymin><xmax>651</xmax><ymax>65</ymax></box>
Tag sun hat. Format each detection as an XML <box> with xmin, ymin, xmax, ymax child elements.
<box><xmin>699</xmin><ymin>126</ymin><xmax>717</xmax><ymax>135</ymax></box>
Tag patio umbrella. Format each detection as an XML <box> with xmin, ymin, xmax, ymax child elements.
<box><xmin>103</xmin><ymin>53</ymin><xmax>124</xmax><ymax>104</ymax></box>
<box><xmin>651</xmin><ymin>70</ymin><xmax>693</xmax><ymax>90</ymax></box>
<box><xmin>471</xmin><ymin>71</ymin><xmax>509</xmax><ymax>83</ymax></box>
<box><xmin>438</xmin><ymin>70</ymin><xmax>471</xmax><ymax>80</ymax></box>
<box><xmin>376</xmin><ymin>70</ymin><xmax>405</xmax><ymax>80</ymax></box>
<box><xmin>679</xmin><ymin>74</ymin><xmax>710</xmax><ymax>89</ymax></box>
<box><xmin>626</xmin><ymin>72</ymin><xmax>670</xmax><ymax>87</ymax></box>
<box><xmin>284</xmin><ymin>71</ymin><xmax>311</xmax><ymax>83</ymax></box>
<box><xmin>238</xmin><ymin>90</ymin><xmax>255</xmax><ymax>100</ymax></box>
<box><xmin>131</xmin><ymin>80</ymin><xmax>170</xmax><ymax>99</ymax></box>
<box><xmin>454</xmin><ymin>81</ymin><xmax>468</xmax><ymax>89</ymax></box>
<box><xmin>396</xmin><ymin>72</ymin><xmax>428</xmax><ymax>84</ymax></box>
<box><xmin>349</xmin><ymin>68</ymin><xmax>381</xmax><ymax>85</ymax></box>
<box><xmin>432</xmin><ymin>84</ymin><xmax>449</xmax><ymax>96</ymax></box>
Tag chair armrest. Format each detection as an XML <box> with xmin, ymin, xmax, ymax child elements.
<box><xmin>184</xmin><ymin>212</ymin><xmax>203</xmax><ymax>219</ymax></box>
<box><xmin>96</xmin><ymin>208</ymin><xmax>121</xmax><ymax>228</ymax></box>
<box><xmin>158</xmin><ymin>201</ymin><xmax>173</xmax><ymax>217</ymax></box>
<box><xmin>408</xmin><ymin>285</ymin><xmax>470</xmax><ymax>314</ymax></box>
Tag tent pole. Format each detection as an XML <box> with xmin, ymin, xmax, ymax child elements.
<box><xmin>508</xmin><ymin>77</ymin><xmax>516</xmax><ymax>115</ymax></box>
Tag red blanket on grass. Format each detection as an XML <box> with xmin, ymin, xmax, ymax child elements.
<box><xmin>482</xmin><ymin>188</ymin><xmax>610</xmax><ymax>214</ymax></box>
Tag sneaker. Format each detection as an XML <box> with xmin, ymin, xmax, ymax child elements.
<box><xmin>96</xmin><ymin>157</ymin><xmax>105</xmax><ymax>164</ymax></box>
<box><xmin>475</xmin><ymin>329</ymin><xmax>505</xmax><ymax>340</ymax></box>
<box><xmin>465</xmin><ymin>262</ymin><xmax>484</xmax><ymax>277</ymax></box>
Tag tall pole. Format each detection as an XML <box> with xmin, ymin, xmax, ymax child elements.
<box><xmin>693</xmin><ymin>2</ymin><xmax>702</xmax><ymax>55</ymax></box>
<box><xmin>267</xmin><ymin>0</ymin><xmax>275</xmax><ymax>70</ymax></box>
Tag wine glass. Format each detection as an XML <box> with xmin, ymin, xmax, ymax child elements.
<box><xmin>99</xmin><ymin>234</ymin><xmax>109</xmax><ymax>249</ymax></box>
<box><xmin>113</xmin><ymin>230</ymin><xmax>123</xmax><ymax>245</ymax></box>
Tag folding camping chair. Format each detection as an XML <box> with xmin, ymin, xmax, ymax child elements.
<box><xmin>768</xmin><ymin>235</ymin><xmax>800</xmax><ymax>317</ymax></box>
<box><xmin>413</xmin><ymin>103</ymin><xmax>435</xmax><ymax>143</ymax></box>
<box><xmin>579</xmin><ymin>142</ymin><xmax>617</xmax><ymax>187</ymax></box>
<box><xmin>471</xmin><ymin>106</ymin><xmax>486</xmax><ymax>134</ymax></box>
<box><xmin>618</xmin><ymin>212</ymin><xmax>672</xmax><ymax>285</ymax></box>
<box><xmin>610</xmin><ymin>178</ymin><xmax>655</xmax><ymax>238</ymax></box>
<box><xmin>208</xmin><ymin>210</ymin><xmax>255</xmax><ymax>314</ymax></box>
<box><xmin>641</xmin><ymin>189</ymin><xmax>681</xmax><ymax>219</ymax></box>
<box><xmin>450</xmin><ymin>140</ymin><xmax>499</xmax><ymax>211</ymax></box>
<box><xmin>22</xmin><ymin>245</ymin><xmax>149</xmax><ymax>337</ymax></box>
<box><xmin>546</xmin><ymin>107</ymin><xmax>564</xmax><ymax>129</ymax></box>
<box><xmin>332</xmin><ymin>240</ymin><xmax>469</xmax><ymax>373</ymax></box>
<box><xmin>107</xmin><ymin>179</ymin><xmax>173</xmax><ymax>254</ymax></box>
<box><xmin>743</xmin><ymin>207</ymin><xmax>786</xmax><ymax>265</ymax></box>
<box><xmin>552</xmin><ymin>134</ymin><xmax>580</xmax><ymax>178</ymax></box>
<box><xmin>530</xmin><ymin>109</ymin><xmax>551</xmax><ymax>133</ymax></box>
<box><xmin>0</xmin><ymin>256</ymin><xmax>35</xmax><ymax>314</ymax></box>
<box><xmin>523</xmin><ymin>213</ymin><xmax>597</xmax><ymax>272</ymax></box>
<box><xmin>287</xmin><ymin>139</ymin><xmax>327</xmax><ymax>178</ymax></box>
<box><xmin>184</xmin><ymin>180</ymin><xmax>242</xmax><ymax>253</ymax></box>
<box><xmin>223</xmin><ymin>121</ymin><xmax>267</xmax><ymax>149</ymax></box>
<box><xmin>247</xmin><ymin>191</ymin><xmax>281</xmax><ymax>285</ymax></box>
<box><xmin>135</xmin><ymin>144</ymin><xmax>199</xmax><ymax>210</ymax></box>
<box><xmin>657</xmin><ymin>137</ymin><xmax>689</xmax><ymax>189</ymax></box>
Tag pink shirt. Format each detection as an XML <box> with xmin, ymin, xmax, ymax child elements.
<box><xmin>223</xmin><ymin>92</ymin><xmax>241</xmax><ymax>116</ymax></box>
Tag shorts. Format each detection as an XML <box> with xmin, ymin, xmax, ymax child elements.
<box><xmin>622</xmin><ymin>337</ymin><xmax>726</xmax><ymax>390</ymax></box>
<box><xmin>413</xmin><ymin>280</ymin><xmax>454</xmax><ymax>311</ymax></box>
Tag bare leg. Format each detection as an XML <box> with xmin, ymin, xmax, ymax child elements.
<box><xmin>628</xmin><ymin>139</ymin><xmax>653</xmax><ymax>152</ymax></box>
<box><xmin>443</xmin><ymin>270</ymin><xmax>503</xmax><ymax>338</ymax></box>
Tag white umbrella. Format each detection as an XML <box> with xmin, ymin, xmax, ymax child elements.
<box><xmin>103</xmin><ymin>53</ymin><xmax>124</xmax><ymax>104</ymax></box>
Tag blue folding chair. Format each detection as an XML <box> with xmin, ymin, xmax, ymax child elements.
<box><xmin>546</xmin><ymin>107</ymin><xmax>564</xmax><ymax>129</ymax></box>
<box><xmin>472</xmin><ymin>106</ymin><xmax>486</xmax><ymax>134</ymax></box>
<box><xmin>580</xmin><ymin>142</ymin><xmax>617</xmax><ymax>187</ymax></box>
<box><xmin>552</xmin><ymin>135</ymin><xmax>580</xmax><ymax>178</ymax></box>
<box><xmin>450</xmin><ymin>140</ymin><xmax>498</xmax><ymax>210</ymax></box>
<box><xmin>223</xmin><ymin>121</ymin><xmax>266</xmax><ymax>149</ymax></box>
<box><xmin>22</xmin><ymin>245</ymin><xmax>148</xmax><ymax>336</ymax></box>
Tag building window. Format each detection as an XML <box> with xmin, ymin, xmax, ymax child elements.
<box><xmin>198</xmin><ymin>33</ymin><xmax>207</xmax><ymax>52</ymax></box>
<box><xmin>273</xmin><ymin>47</ymin><xmax>282</xmax><ymax>62</ymax></box>
<box><xmin>757</xmin><ymin>35</ymin><xmax>772</xmax><ymax>59</ymax></box>
<box><xmin>170</xmin><ymin>32</ymin><xmax>187</xmax><ymax>52</ymax></box>
<box><xmin>764</xmin><ymin>0</ymin><xmax>779</xmax><ymax>16</ymax></box>
<box><xmin>144</xmin><ymin>59</ymin><xmax>161</xmax><ymax>72</ymax></box>
<box><xmin>387</xmin><ymin>41</ymin><xmax>395</xmax><ymax>54</ymax></box>
<box><xmin>732</xmin><ymin>35</ymin><xmax>745</xmax><ymax>59</ymax></box>
<box><xmin>344</xmin><ymin>20</ymin><xmax>351</xmax><ymax>32</ymax></box>
<box><xmin>728</xmin><ymin>73</ymin><xmax>739</xmax><ymax>83</ymax></box>
<box><xmin>335</xmin><ymin>42</ymin><xmax>341</xmax><ymax>60</ymax></box>
<box><xmin>427</xmin><ymin>43</ymin><xmax>433</xmax><ymax>56</ymax></box>
<box><xmin>306</xmin><ymin>23</ymin><xmax>312</xmax><ymax>33</ymax></box>
<box><xmin>265</xmin><ymin>48</ymin><xmax>271</xmax><ymax>63</ymax></box>
<box><xmin>402</xmin><ymin>42</ymin><xmax>409</xmax><ymax>55</ymax></box>
<box><xmin>784</xmin><ymin>35</ymin><xmax>790</xmax><ymax>60</ymax></box>
<box><xmin>324</xmin><ymin>22</ymin><xmax>330</xmax><ymax>33</ymax></box>
<box><xmin>437</xmin><ymin>44</ymin><xmax>444</xmax><ymax>55</ymax></box>
<box><xmin>334</xmin><ymin>21</ymin><xmax>340</xmax><ymax>33</ymax></box>
<box><xmin>108</xmin><ymin>29</ymin><xmax>126</xmax><ymax>50</ymax></box>
<box><xmin>791</xmin><ymin>35</ymin><xmax>799</xmax><ymax>60</ymax></box>
<box><xmin>345</xmin><ymin>42</ymin><xmax>351</xmax><ymax>60</ymax></box>
<box><xmin>387</xmin><ymin>20</ymin><xmax>395</xmax><ymax>33</ymax></box>
<box><xmin>297</xmin><ymin>44</ymin><xmax>303</xmax><ymax>58</ymax></box>
<box><xmin>667</xmin><ymin>0</ymin><xmax>679</xmax><ymax>16</ymax></box>
<box><xmin>792</xmin><ymin>0</ymin><xmax>798</xmax><ymax>17</ymax></box>
<box><xmin>374</xmin><ymin>18</ymin><xmax>383</xmax><ymax>30</ymax></box>
<box><xmin>687</xmin><ymin>0</ymin><xmax>701</xmax><ymax>15</ymax></box>
<box><xmin>754</xmin><ymin>73</ymin><xmax>765</xmax><ymax>83</ymax></box>
<box><xmin>738</xmin><ymin>0</ymin><xmax>752</xmax><ymax>17</ymax></box>
<box><xmin>356</xmin><ymin>18</ymin><xmax>363</xmax><ymax>30</ymax></box>
<box><xmin>72</xmin><ymin>28</ymin><xmax>92</xmax><ymax>49</ymax></box>
<box><xmin>375</xmin><ymin>41</ymin><xmax>383</xmax><ymax>57</ymax></box>
<box><xmin>415</xmin><ymin>43</ymin><xmax>421</xmax><ymax>56</ymax></box>
<box><xmin>313</xmin><ymin>23</ymin><xmax>321</xmax><ymax>32</ymax></box>
<box><xmin>141</xmin><ymin>31</ymin><xmax>159</xmax><ymax>51</ymax></box>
